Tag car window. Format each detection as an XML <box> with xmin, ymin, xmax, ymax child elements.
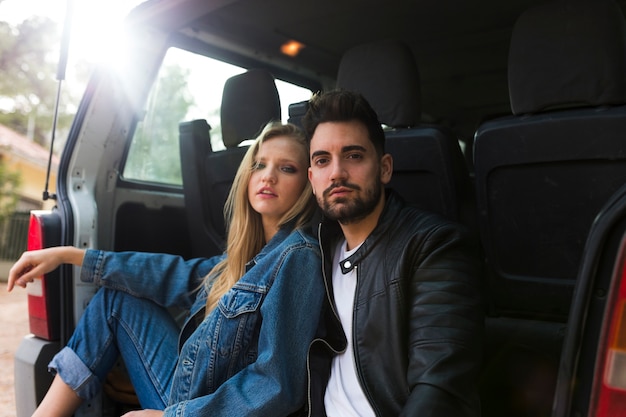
<box><xmin>122</xmin><ymin>47</ymin><xmax>312</xmax><ymax>185</ymax></box>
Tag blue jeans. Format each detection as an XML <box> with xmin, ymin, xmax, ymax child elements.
<box><xmin>49</xmin><ymin>288</ymin><xmax>180</xmax><ymax>409</ymax></box>
<box><xmin>54</xmin><ymin>225</ymin><xmax>324</xmax><ymax>416</ymax></box>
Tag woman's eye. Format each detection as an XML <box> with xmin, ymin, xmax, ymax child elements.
<box><xmin>281</xmin><ymin>165</ymin><xmax>297</xmax><ymax>173</ymax></box>
<box><xmin>253</xmin><ymin>162</ymin><xmax>266</xmax><ymax>170</ymax></box>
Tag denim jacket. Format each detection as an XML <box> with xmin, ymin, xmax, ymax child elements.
<box><xmin>80</xmin><ymin>225</ymin><xmax>324</xmax><ymax>416</ymax></box>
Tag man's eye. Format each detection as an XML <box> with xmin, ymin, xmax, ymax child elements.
<box><xmin>347</xmin><ymin>153</ymin><xmax>362</xmax><ymax>160</ymax></box>
<box><xmin>314</xmin><ymin>158</ymin><xmax>328</xmax><ymax>166</ymax></box>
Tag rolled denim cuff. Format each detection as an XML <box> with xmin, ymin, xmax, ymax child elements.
<box><xmin>48</xmin><ymin>346</ymin><xmax>102</xmax><ymax>400</ymax></box>
<box><xmin>80</xmin><ymin>249</ymin><xmax>102</xmax><ymax>283</ymax></box>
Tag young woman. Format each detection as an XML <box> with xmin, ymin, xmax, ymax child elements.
<box><xmin>7</xmin><ymin>123</ymin><xmax>324</xmax><ymax>417</ymax></box>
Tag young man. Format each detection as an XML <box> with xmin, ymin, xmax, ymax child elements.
<box><xmin>303</xmin><ymin>90</ymin><xmax>483</xmax><ymax>417</ymax></box>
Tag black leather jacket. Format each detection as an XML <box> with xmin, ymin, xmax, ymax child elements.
<box><xmin>305</xmin><ymin>190</ymin><xmax>483</xmax><ymax>417</ymax></box>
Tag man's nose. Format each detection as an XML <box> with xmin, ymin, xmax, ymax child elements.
<box><xmin>329</xmin><ymin>160</ymin><xmax>347</xmax><ymax>182</ymax></box>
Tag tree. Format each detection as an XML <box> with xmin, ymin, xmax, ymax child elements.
<box><xmin>0</xmin><ymin>13</ymin><xmax>76</xmax><ymax>147</ymax></box>
<box><xmin>123</xmin><ymin>63</ymin><xmax>195</xmax><ymax>185</ymax></box>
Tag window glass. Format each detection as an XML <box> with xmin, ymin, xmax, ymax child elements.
<box><xmin>123</xmin><ymin>47</ymin><xmax>312</xmax><ymax>185</ymax></box>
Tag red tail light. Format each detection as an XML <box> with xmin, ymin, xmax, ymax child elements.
<box><xmin>591</xmin><ymin>238</ymin><xmax>626</xmax><ymax>416</ymax></box>
<box><xmin>25</xmin><ymin>211</ymin><xmax>60</xmax><ymax>341</ymax></box>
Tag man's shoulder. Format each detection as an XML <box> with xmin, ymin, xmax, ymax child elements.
<box><xmin>382</xmin><ymin>203</ymin><xmax>471</xmax><ymax>248</ymax></box>
<box><xmin>392</xmin><ymin>201</ymin><xmax>456</xmax><ymax>228</ymax></box>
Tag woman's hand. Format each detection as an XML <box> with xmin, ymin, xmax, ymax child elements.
<box><xmin>7</xmin><ymin>246</ymin><xmax>86</xmax><ymax>292</ymax></box>
<box><xmin>121</xmin><ymin>410</ymin><xmax>164</xmax><ymax>417</ymax></box>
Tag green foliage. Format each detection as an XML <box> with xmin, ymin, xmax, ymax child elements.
<box><xmin>0</xmin><ymin>158</ymin><xmax>21</xmax><ymax>222</ymax></box>
<box><xmin>124</xmin><ymin>63</ymin><xmax>195</xmax><ymax>185</ymax></box>
<box><xmin>0</xmin><ymin>14</ymin><xmax>76</xmax><ymax>147</ymax></box>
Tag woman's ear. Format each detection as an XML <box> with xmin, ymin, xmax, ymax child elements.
<box><xmin>380</xmin><ymin>153</ymin><xmax>393</xmax><ymax>184</ymax></box>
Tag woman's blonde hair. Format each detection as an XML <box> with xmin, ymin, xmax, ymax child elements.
<box><xmin>204</xmin><ymin>122</ymin><xmax>315</xmax><ymax>313</ymax></box>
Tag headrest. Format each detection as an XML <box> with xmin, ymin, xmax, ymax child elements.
<box><xmin>337</xmin><ymin>39</ymin><xmax>421</xmax><ymax>127</ymax></box>
<box><xmin>221</xmin><ymin>69</ymin><xmax>281</xmax><ymax>148</ymax></box>
<box><xmin>509</xmin><ymin>0</ymin><xmax>626</xmax><ymax>115</ymax></box>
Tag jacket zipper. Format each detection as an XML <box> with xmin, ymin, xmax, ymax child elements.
<box><xmin>351</xmin><ymin>265</ymin><xmax>381</xmax><ymax>417</ymax></box>
<box><xmin>308</xmin><ymin>223</ymin><xmax>378</xmax><ymax>416</ymax></box>
<box><xmin>305</xmin><ymin>336</ymin><xmax>342</xmax><ymax>417</ymax></box>
<box><xmin>305</xmin><ymin>222</ymin><xmax>344</xmax><ymax>416</ymax></box>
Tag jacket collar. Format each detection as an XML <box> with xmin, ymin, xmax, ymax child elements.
<box><xmin>245</xmin><ymin>221</ymin><xmax>296</xmax><ymax>270</ymax></box>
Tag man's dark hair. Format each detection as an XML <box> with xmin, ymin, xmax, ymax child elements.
<box><xmin>302</xmin><ymin>89</ymin><xmax>385</xmax><ymax>156</ymax></box>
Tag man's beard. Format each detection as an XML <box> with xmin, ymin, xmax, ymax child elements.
<box><xmin>319</xmin><ymin>180</ymin><xmax>382</xmax><ymax>225</ymax></box>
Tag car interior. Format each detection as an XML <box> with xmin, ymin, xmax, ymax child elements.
<box><xmin>179</xmin><ymin>69</ymin><xmax>282</xmax><ymax>258</ymax></box>
<box><xmin>166</xmin><ymin>1</ymin><xmax>626</xmax><ymax>416</ymax></box>
<box><xmin>37</xmin><ymin>0</ymin><xmax>623</xmax><ymax>416</ymax></box>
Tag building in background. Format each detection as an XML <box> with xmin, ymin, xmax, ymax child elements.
<box><xmin>0</xmin><ymin>124</ymin><xmax>58</xmax><ymax>273</ymax></box>
<box><xmin>0</xmin><ymin>123</ymin><xmax>58</xmax><ymax>212</ymax></box>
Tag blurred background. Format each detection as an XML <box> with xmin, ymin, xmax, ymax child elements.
<box><xmin>0</xmin><ymin>2</ymin><xmax>143</xmax><ymax>415</ymax></box>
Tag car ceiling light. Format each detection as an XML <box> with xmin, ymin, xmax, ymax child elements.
<box><xmin>281</xmin><ymin>40</ymin><xmax>305</xmax><ymax>57</ymax></box>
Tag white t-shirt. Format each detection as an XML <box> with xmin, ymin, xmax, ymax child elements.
<box><xmin>324</xmin><ymin>239</ymin><xmax>376</xmax><ymax>417</ymax></box>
